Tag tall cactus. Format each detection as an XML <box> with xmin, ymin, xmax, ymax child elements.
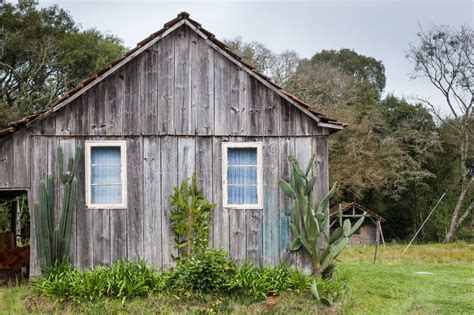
<box><xmin>279</xmin><ymin>154</ymin><xmax>365</xmax><ymax>278</ymax></box>
<box><xmin>34</xmin><ymin>145</ymin><xmax>80</xmax><ymax>272</ymax></box>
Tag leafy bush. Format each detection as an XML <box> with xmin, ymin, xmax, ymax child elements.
<box><xmin>170</xmin><ymin>173</ymin><xmax>214</xmax><ymax>257</ymax></box>
<box><xmin>33</xmin><ymin>254</ymin><xmax>345</xmax><ymax>304</ymax></box>
<box><xmin>230</xmin><ymin>262</ymin><xmax>313</xmax><ymax>299</ymax></box>
<box><xmin>168</xmin><ymin>248</ymin><xmax>236</xmax><ymax>293</ymax></box>
<box><xmin>33</xmin><ymin>260</ymin><xmax>165</xmax><ymax>303</ymax></box>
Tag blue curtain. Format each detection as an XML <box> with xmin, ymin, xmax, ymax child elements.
<box><xmin>227</xmin><ymin>148</ymin><xmax>257</xmax><ymax>205</ymax></box>
<box><xmin>91</xmin><ymin>147</ymin><xmax>122</xmax><ymax>204</ymax></box>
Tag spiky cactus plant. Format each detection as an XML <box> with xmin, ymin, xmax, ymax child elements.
<box><xmin>279</xmin><ymin>154</ymin><xmax>364</xmax><ymax>278</ymax></box>
<box><xmin>34</xmin><ymin>145</ymin><xmax>80</xmax><ymax>272</ymax></box>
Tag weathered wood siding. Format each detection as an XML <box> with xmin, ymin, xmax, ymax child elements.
<box><xmin>0</xmin><ymin>24</ymin><xmax>333</xmax><ymax>276</ymax></box>
<box><xmin>26</xmin><ymin>135</ymin><xmax>326</xmax><ymax>275</ymax></box>
<box><xmin>0</xmin><ymin>130</ymin><xmax>31</xmax><ymax>189</ymax></box>
<box><xmin>30</xmin><ymin>25</ymin><xmax>326</xmax><ymax>138</ymax></box>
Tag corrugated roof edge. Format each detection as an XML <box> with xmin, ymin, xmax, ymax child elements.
<box><xmin>0</xmin><ymin>11</ymin><xmax>345</xmax><ymax>139</ymax></box>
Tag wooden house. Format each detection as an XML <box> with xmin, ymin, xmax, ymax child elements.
<box><xmin>0</xmin><ymin>13</ymin><xmax>343</xmax><ymax>276</ymax></box>
<box><xmin>330</xmin><ymin>202</ymin><xmax>385</xmax><ymax>245</ymax></box>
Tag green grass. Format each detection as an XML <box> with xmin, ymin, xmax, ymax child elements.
<box><xmin>1</xmin><ymin>243</ymin><xmax>473</xmax><ymax>314</ymax></box>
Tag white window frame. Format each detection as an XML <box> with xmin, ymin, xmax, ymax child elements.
<box><xmin>222</xmin><ymin>142</ymin><xmax>263</xmax><ymax>209</ymax></box>
<box><xmin>85</xmin><ymin>140</ymin><xmax>127</xmax><ymax>209</ymax></box>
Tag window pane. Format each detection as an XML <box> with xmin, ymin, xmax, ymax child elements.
<box><xmin>228</xmin><ymin>186</ymin><xmax>257</xmax><ymax>205</ymax></box>
<box><xmin>91</xmin><ymin>147</ymin><xmax>121</xmax><ymax>165</ymax></box>
<box><xmin>90</xmin><ymin>146</ymin><xmax>123</xmax><ymax>205</ymax></box>
<box><xmin>226</xmin><ymin>147</ymin><xmax>258</xmax><ymax>205</ymax></box>
<box><xmin>228</xmin><ymin>148</ymin><xmax>257</xmax><ymax>165</ymax></box>
<box><xmin>91</xmin><ymin>165</ymin><xmax>121</xmax><ymax>185</ymax></box>
<box><xmin>91</xmin><ymin>185</ymin><xmax>122</xmax><ymax>204</ymax></box>
<box><xmin>227</xmin><ymin>166</ymin><xmax>257</xmax><ymax>185</ymax></box>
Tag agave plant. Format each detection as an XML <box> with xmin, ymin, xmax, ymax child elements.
<box><xmin>279</xmin><ymin>154</ymin><xmax>365</xmax><ymax>278</ymax></box>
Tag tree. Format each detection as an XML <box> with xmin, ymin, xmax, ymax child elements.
<box><xmin>311</xmin><ymin>49</ymin><xmax>386</xmax><ymax>103</ymax></box>
<box><xmin>224</xmin><ymin>37</ymin><xmax>299</xmax><ymax>86</ymax></box>
<box><xmin>407</xmin><ymin>25</ymin><xmax>474</xmax><ymax>242</ymax></box>
<box><xmin>287</xmin><ymin>51</ymin><xmax>391</xmax><ymax>201</ymax></box>
<box><xmin>0</xmin><ymin>1</ymin><xmax>125</xmax><ymax>127</ymax></box>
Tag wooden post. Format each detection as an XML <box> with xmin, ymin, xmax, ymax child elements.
<box><xmin>377</xmin><ymin>220</ymin><xmax>385</xmax><ymax>246</ymax></box>
<box><xmin>16</xmin><ymin>197</ymin><xmax>21</xmax><ymax>246</ymax></box>
<box><xmin>10</xmin><ymin>200</ymin><xmax>17</xmax><ymax>247</ymax></box>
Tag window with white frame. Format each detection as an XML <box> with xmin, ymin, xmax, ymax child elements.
<box><xmin>85</xmin><ymin>141</ymin><xmax>127</xmax><ymax>209</ymax></box>
<box><xmin>222</xmin><ymin>142</ymin><xmax>263</xmax><ymax>209</ymax></box>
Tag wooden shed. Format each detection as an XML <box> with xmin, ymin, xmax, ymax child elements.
<box><xmin>0</xmin><ymin>13</ymin><xmax>343</xmax><ymax>276</ymax></box>
<box><xmin>330</xmin><ymin>202</ymin><xmax>385</xmax><ymax>245</ymax></box>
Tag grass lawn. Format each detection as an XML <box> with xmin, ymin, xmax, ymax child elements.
<box><xmin>0</xmin><ymin>243</ymin><xmax>473</xmax><ymax>314</ymax></box>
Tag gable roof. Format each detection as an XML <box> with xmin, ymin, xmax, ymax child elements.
<box><xmin>0</xmin><ymin>12</ymin><xmax>344</xmax><ymax>139</ymax></box>
<box><xmin>330</xmin><ymin>202</ymin><xmax>385</xmax><ymax>222</ymax></box>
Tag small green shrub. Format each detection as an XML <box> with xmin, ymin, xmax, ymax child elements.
<box><xmin>168</xmin><ymin>248</ymin><xmax>236</xmax><ymax>293</ymax></box>
<box><xmin>230</xmin><ymin>262</ymin><xmax>313</xmax><ymax>299</ymax></box>
<box><xmin>33</xmin><ymin>260</ymin><xmax>165</xmax><ymax>302</ymax></box>
<box><xmin>170</xmin><ymin>173</ymin><xmax>214</xmax><ymax>258</ymax></box>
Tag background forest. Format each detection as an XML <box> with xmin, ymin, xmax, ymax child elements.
<box><xmin>1</xmin><ymin>2</ymin><xmax>472</xmax><ymax>243</ymax></box>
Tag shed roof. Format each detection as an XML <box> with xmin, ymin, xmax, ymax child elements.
<box><xmin>0</xmin><ymin>12</ymin><xmax>344</xmax><ymax>139</ymax></box>
<box><xmin>330</xmin><ymin>202</ymin><xmax>385</xmax><ymax>222</ymax></box>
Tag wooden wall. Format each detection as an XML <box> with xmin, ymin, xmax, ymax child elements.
<box><xmin>0</xmin><ymin>130</ymin><xmax>31</xmax><ymax>189</ymax></box>
<box><xmin>26</xmin><ymin>135</ymin><xmax>328</xmax><ymax>275</ymax></box>
<box><xmin>31</xmin><ymin>25</ymin><xmax>326</xmax><ymax>139</ymax></box>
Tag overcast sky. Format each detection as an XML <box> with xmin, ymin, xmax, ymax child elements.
<box><xmin>37</xmin><ymin>0</ymin><xmax>473</xmax><ymax>115</ymax></box>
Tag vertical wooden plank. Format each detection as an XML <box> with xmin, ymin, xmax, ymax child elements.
<box><xmin>280</xmin><ymin>99</ymin><xmax>295</xmax><ymax>136</ymax></box>
<box><xmin>127</xmin><ymin>137</ymin><xmax>144</xmax><ymax>261</ymax></box>
<box><xmin>89</xmin><ymin>82</ymin><xmax>106</xmax><ymax>136</ymax></box>
<box><xmin>55</xmin><ymin>103</ymin><xmax>75</xmax><ymax>136</ymax></box>
<box><xmin>110</xmin><ymin>210</ymin><xmax>127</xmax><ymax>263</ymax></box>
<box><xmin>13</xmin><ymin>132</ymin><xmax>31</xmax><ymax>188</ymax></box>
<box><xmin>247</xmin><ymin>78</ymin><xmax>264</xmax><ymax>136</ymax></box>
<box><xmin>294</xmin><ymin>137</ymin><xmax>314</xmax><ymax>273</ymax></box>
<box><xmin>214</xmin><ymin>54</ymin><xmax>231</xmax><ymax>135</ymax></box>
<box><xmin>195</xmin><ymin>137</ymin><xmax>213</xmax><ymax>245</ymax></box>
<box><xmin>192</xmin><ymin>36</ymin><xmax>214</xmax><ymax>135</ymax></box>
<box><xmin>174</xmin><ymin>26</ymin><xmax>191</xmax><ymax>135</ymax></box>
<box><xmin>262</xmin><ymin>137</ymin><xmax>280</xmax><ymax>265</ymax></box>
<box><xmin>0</xmin><ymin>137</ymin><xmax>14</xmax><ymax>188</ymax></box>
<box><xmin>123</xmin><ymin>59</ymin><xmax>140</xmax><ymax>135</ymax></box>
<box><xmin>157</xmin><ymin>34</ymin><xmax>175</xmax><ymax>134</ymax></box>
<box><xmin>76</xmin><ymin>96</ymin><xmax>89</xmax><ymax>136</ymax></box>
<box><xmin>143</xmin><ymin>49</ymin><xmax>158</xmax><ymax>135</ymax></box>
<box><xmin>246</xmin><ymin>209</ymin><xmax>263</xmax><ymax>267</ymax></box>
<box><xmin>139</xmin><ymin>50</ymin><xmax>152</xmax><ymax>135</ymax></box>
<box><xmin>279</xmin><ymin>137</ymin><xmax>293</xmax><ymax>265</ymax></box>
<box><xmin>212</xmin><ymin>137</ymin><xmax>229</xmax><ymax>251</ymax></box>
<box><xmin>315</xmin><ymin>136</ymin><xmax>330</xmax><ymax>245</ymax></box>
<box><xmin>114</xmin><ymin>71</ymin><xmax>125</xmax><ymax>135</ymax></box>
<box><xmin>104</xmin><ymin>74</ymin><xmax>120</xmax><ymax>134</ymax></box>
<box><xmin>143</xmin><ymin>137</ymin><xmax>162</xmax><ymax>268</ymax></box>
<box><xmin>178</xmin><ymin>137</ymin><xmax>195</xmax><ymax>182</ymax></box>
<box><xmin>93</xmin><ymin>209</ymin><xmax>111</xmax><ymax>266</ymax></box>
<box><xmin>264</xmin><ymin>89</ymin><xmax>281</xmax><ymax>136</ymax></box>
<box><xmin>229</xmin><ymin>209</ymin><xmax>246</xmax><ymax>265</ymax></box>
<box><xmin>230</xmin><ymin>66</ymin><xmax>247</xmax><ymax>135</ymax></box>
<box><xmin>161</xmin><ymin>136</ymin><xmax>178</xmax><ymax>269</ymax></box>
<box><xmin>75</xmin><ymin>138</ymin><xmax>93</xmax><ymax>269</ymax></box>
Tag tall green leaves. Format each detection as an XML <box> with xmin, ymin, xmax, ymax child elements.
<box><xmin>280</xmin><ymin>154</ymin><xmax>364</xmax><ymax>279</ymax></box>
<box><xmin>170</xmin><ymin>173</ymin><xmax>214</xmax><ymax>258</ymax></box>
